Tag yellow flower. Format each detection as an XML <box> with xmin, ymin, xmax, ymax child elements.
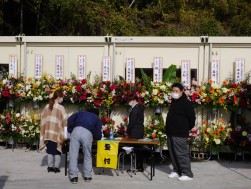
<box><xmin>242</xmin><ymin>131</ymin><xmax>247</xmax><ymax>136</ymax></box>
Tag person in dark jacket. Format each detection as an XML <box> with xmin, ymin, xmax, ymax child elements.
<box><xmin>126</xmin><ymin>95</ymin><xmax>145</xmax><ymax>172</ymax></box>
<box><xmin>166</xmin><ymin>83</ymin><xmax>195</xmax><ymax>181</ymax></box>
<box><xmin>67</xmin><ymin>107</ymin><xmax>102</xmax><ymax>184</ymax></box>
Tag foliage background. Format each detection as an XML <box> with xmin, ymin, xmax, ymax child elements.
<box><xmin>0</xmin><ymin>0</ymin><xmax>250</xmax><ymax>36</ymax></box>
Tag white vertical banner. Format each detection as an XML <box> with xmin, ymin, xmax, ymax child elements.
<box><xmin>181</xmin><ymin>60</ymin><xmax>191</xmax><ymax>88</ymax></box>
<box><xmin>153</xmin><ymin>57</ymin><xmax>163</xmax><ymax>82</ymax></box>
<box><xmin>9</xmin><ymin>55</ymin><xmax>17</xmax><ymax>77</ymax></box>
<box><xmin>211</xmin><ymin>60</ymin><xmax>220</xmax><ymax>84</ymax></box>
<box><xmin>35</xmin><ymin>54</ymin><xmax>43</xmax><ymax>78</ymax></box>
<box><xmin>55</xmin><ymin>55</ymin><xmax>64</xmax><ymax>80</ymax></box>
<box><xmin>102</xmin><ymin>56</ymin><xmax>111</xmax><ymax>81</ymax></box>
<box><xmin>126</xmin><ymin>58</ymin><xmax>135</xmax><ymax>83</ymax></box>
<box><xmin>78</xmin><ymin>55</ymin><xmax>86</xmax><ymax>80</ymax></box>
<box><xmin>235</xmin><ymin>58</ymin><xmax>245</xmax><ymax>83</ymax></box>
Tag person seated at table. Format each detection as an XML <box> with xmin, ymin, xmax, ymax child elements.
<box><xmin>126</xmin><ymin>94</ymin><xmax>145</xmax><ymax>172</ymax></box>
<box><xmin>67</xmin><ymin>107</ymin><xmax>102</xmax><ymax>184</ymax></box>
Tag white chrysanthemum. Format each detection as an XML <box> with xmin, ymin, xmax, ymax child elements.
<box><xmin>222</xmin><ymin>87</ymin><xmax>228</xmax><ymax>93</ymax></box>
<box><xmin>152</xmin><ymin>89</ymin><xmax>158</xmax><ymax>95</ymax></box>
<box><xmin>205</xmin><ymin>138</ymin><xmax>209</xmax><ymax>142</ymax></box>
<box><xmin>72</xmin><ymin>88</ymin><xmax>76</xmax><ymax>93</ymax></box>
<box><xmin>145</xmin><ymin>91</ymin><xmax>149</xmax><ymax>95</ymax></box>
<box><xmin>38</xmin><ymin>95</ymin><xmax>43</xmax><ymax>101</ymax></box>
<box><xmin>206</xmin><ymin>128</ymin><xmax>211</xmax><ymax>133</ymax></box>
<box><xmin>202</xmin><ymin>86</ymin><xmax>206</xmax><ymax>90</ymax></box>
<box><xmin>212</xmin><ymin>83</ymin><xmax>219</xmax><ymax>89</ymax></box>
<box><xmin>158</xmin><ymin>131</ymin><xmax>162</xmax><ymax>135</ymax></box>
<box><xmin>158</xmin><ymin>99</ymin><xmax>164</xmax><ymax>104</ymax></box>
<box><xmin>214</xmin><ymin>139</ymin><xmax>221</xmax><ymax>145</ymax></box>
<box><xmin>36</xmin><ymin>81</ymin><xmax>41</xmax><ymax>86</ymax></box>
<box><xmin>15</xmin><ymin>113</ymin><xmax>20</xmax><ymax>117</ymax></box>
<box><xmin>26</xmin><ymin>85</ymin><xmax>31</xmax><ymax>91</ymax></box>
<box><xmin>166</xmin><ymin>82</ymin><xmax>172</xmax><ymax>87</ymax></box>
<box><xmin>160</xmin><ymin>85</ymin><xmax>166</xmax><ymax>90</ymax></box>
<box><xmin>141</xmin><ymin>93</ymin><xmax>146</xmax><ymax>98</ymax></box>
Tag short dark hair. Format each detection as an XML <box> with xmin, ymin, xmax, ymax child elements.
<box><xmin>127</xmin><ymin>94</ymin><xmax>138</xmax><ymax>102</ymax></box>
<box><xmin>86</xmin><ymin>107</ymin><xmax>99</xmax><ymax>116</ymax></box>
<box><xmin>171</xmin><ymin>83</ymin><xmax>184</xmax><ymax>91</ymax></box>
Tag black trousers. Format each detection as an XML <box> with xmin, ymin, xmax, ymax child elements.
<box><xmin>167</xmin><ymin>136</ymin><xmax>193</xmax><ymax>177</ymax></box>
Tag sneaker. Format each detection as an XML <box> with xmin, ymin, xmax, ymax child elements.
<box><xmin>70</xmin><ymin>177</ymin><xmax>78</xmax><ymax>184</ymax></box>
<box><xmin>84</xmin><ymin>177</ymin><xmax>92</xmax><ymax>182</ymax></box>
<box><xmin>178</xmin><ymin>175</ymin><xmax>193</xmax><ymax>181</ymax></box>
<box><xmin>168</xmin><ymin>172</ymin><xmax>179</xmax><ymax>178</ymax></box>
<box><xmin>54</xmin><ymin>167</ymin><xmax>60</xmax><ymax>173</ymax></box>
<box><xmin>47</xmin><ymin>167</ymin><xmax>55</xmax><ymax>173</ymax></box>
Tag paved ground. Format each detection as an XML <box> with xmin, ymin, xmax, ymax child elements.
<box><xmin>0</xmin><ymin>145</ymin><xmax>251</xmax><ymax>189</ymax></box>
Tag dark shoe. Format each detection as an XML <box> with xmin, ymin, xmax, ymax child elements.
<box><xmin>47</xmin><ymin>167</ymin><xmax>55</xmax><ymax>173</ymax></box>
<box><xmin>136</xmin><ymin>168</ymin><xmax>144</xmax><ymax>172</ymax></box>
<box><xmin>70</xmin><ymin>177</ymin><xmax>78</xmax><ymax>184</ymax></box>
<box><xmin>84</xmin><ymin>177</ymin><xmax>92</xmax><ymax>182</ymax></box>
<box><xmin>54</xmin><ymin>167</ymin><xmax>60</xmax><ymax>173</ymax></box>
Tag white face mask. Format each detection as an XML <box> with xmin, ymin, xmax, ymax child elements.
<box><xmin>171</xmin><ymin>92</ymin><xmax>180</xmax><ymax>99</ymax></box>
<box><xmin>58</xmin><ymin>97</ymin><xmax>63</xmax><ymax>104</ymax></box>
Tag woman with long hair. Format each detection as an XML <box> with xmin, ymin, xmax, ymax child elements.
<box><xmin>39</xmin><ymin>90</ymin><xmax>67</xmax><ymax>173</ymax></box>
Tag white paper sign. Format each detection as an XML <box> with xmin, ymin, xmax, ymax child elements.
<box><xmin>181</xmin><ymin>60</ymin><xmax>191</xmax><ymax>88</ymax></box>
<box><xmin>211</xmin><ymin>60</ymin><xmax>220</xmax><ymax>84</ymax></box>
<box><xmin>78</xmin><ymin>55</ymin><xmax>86</xmax><ymax>80</ymax></box>
<box><xmin>126</xmin><ymin>58</ymin><xmax>135</xmax><ymax>83</ymax></box>
<box><xmin>9</xmin><ymin>55</ymin><xmax>17</xmax><ymax>77</ymax></box>
<box><xmin>102</xmin><ymin>56</ymin><xmax>111</xmax><ymax>81</ymax></box>
<box><xmin>56</xmin><ymin>55</ymin><xmax>64</xmax><ymax>79</ymax></box>
<box><xmin>153</xmin><ymin>57</ymin><xmax>163</xmax><ymax>82</ymax></box>
<box><xmin>35</xmin><ymin>54</ymin><xmax>43</xmax><ymax>78</ymax></box>
<box><xmin>235</xmin><ymin>58</ymin><xmax>245</xmax><ymax>83</ymax></box>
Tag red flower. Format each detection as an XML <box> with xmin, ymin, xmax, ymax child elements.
<box><xmin>81</xmin><ymin>79</ymin><xmax>87</xmax><ymax>85</ymax></box>
<box><xmin>94</xmin><ymin>100</ymin><xmax>101</xmax><ymax>106</ymax></box>
<box><xmin>123</xmin><ymin>117</ymin><xmax>128</xmax><ymax>122</ymax></box>
<box><xmin>109</xmin><ymin>84</ymin><xmax>117</xmax><ymax>91</ymax></box>
<box><xmin>75</xmin><ymin>86</ymin><xmax>82</xmax><ymax>92</ymax></box>
<box><xmin>2</xmin><ymin>90</ymin><xmax>9</xmax><ymax>97</ymax></box>
<box><xmin>80</xmin><ymin>95</ymin><xmax>86</xmax><ymax>101</ymax></box>
<box><xmin>231</xmin><ymin>83</ymin><xmax>238</xmax><ymax>88</ymax></box>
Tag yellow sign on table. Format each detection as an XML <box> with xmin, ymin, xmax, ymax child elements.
<box><xmin>96</xmin><ymin>140</ymin><xmax>119</xmax><ymax>169</ymax></box>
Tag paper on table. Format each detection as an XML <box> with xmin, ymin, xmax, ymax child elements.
<box><xmin>122</xmin><ymin>146</ymin><xmax>134</xmax><ymax>154</ymax></box>
<box><xmin>64</xmin><ymin>127</ymin><xmax>71</xmax><ymax>139</ymax></box>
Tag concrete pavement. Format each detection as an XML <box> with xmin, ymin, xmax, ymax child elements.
<box><xmin>0</xmin><ymin>146</ymin><xmax>251</xmax><ymax>189</ymax></box>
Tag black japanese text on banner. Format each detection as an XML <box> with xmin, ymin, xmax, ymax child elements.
<box><xmin>35</xmin><ymin>54</ymin><xmax>43</xmax><ymax>79</ymax></box>
<box><xmin>126</xmin><ymin>58</ymin><xmax>135</xmax><ymax>83</ymax></box>
<box><xmin>235</xmin><ymin>58</ymin><xmax>245</xmax><ymax>83</ymax></box>
<box><xmin>78</xmin><ymin>55</ymin><xmax>86</xmax><ymax>80</ymax></box>
<box><xmin>181</xmin><ymin>60</ymin><xmax>191</xmax><ymax>88</ymax></box>
<box><xmin>211</xmin><ymin>60</ymin><xmax>220</xmax><ymax>84</ymax></box>
<box><xmin>9</xmin><ymin>55</ymin><xmax>17</xmax><ymax>77</ymax></box>
<box><xmin>56</xmin><ymin>55</ymin><xmax>64</xmax><ymax>80</ymax></box>
<box><xmin>153</xmin><ymin>57</ymin><xmax>163</xmax><ymax>82</ymax></box>
<box><xmin>102</xmin><ymin>56</ymin><xmax>111</xmax><ymax>81</ymax></box>
<box><xmin>96</xmin><ymin>140</ymin><xmax>119</xmax><ymax>169</ymax></box>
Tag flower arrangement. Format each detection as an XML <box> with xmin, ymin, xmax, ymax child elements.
<box><xmin>141</xmin><ymin>82</ymin><xmax>172</xmax><ymax>108</ymax></box>
<box><xmin>21</xmin><ymin>112</ymin><xmax>40</xmax><ymax>144</ymax></box>
<box><xmin>202</xmin><ymin>118</ymin><xmax>231</xmax><ymax>153</ymax></box>
<box><xmin>188</xmin><ymin>126</ymin><xmax>204</xmax><ymax>148</ymax></box>
<box><xmin>114</xmin><ymin>116</ymin><xmax>128</xmax><ymax>138</ymax></box>
<box><xmin>144</xmin><ymin>114</ymin><xmax>167</xmax><ymax>146</ymax></box>
<box><xmin>0</xmin><ymin>109</ymin><xmax>25</xmax><ymax>141</ymax></box>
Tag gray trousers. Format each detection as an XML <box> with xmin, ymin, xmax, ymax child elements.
<box><xmin>167</xmin><ymin>136</ymin><xmax>193</xmax><ymax>178</ymax></box>
<box><xmin>47</xmin><ymin>154</ymin><xmax>61</xmax><ymax>168</ymax></box>
<box><xmin>69</xmin><ymin>127</ymin><xmax>93</xmax><ymax>179</ymax></box>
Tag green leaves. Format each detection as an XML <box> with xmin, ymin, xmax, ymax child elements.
<box><xmin>163</xmin><ymin>65</ymin><xmax>176</xmax><ymax>83</ymax></box>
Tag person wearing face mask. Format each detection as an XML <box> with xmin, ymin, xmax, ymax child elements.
<box><xmin>126</xmin><ymin>95</ymin><xmax>145</xmax><ymax>172</ymax></box>
<box><xmin>166</xmin><ymin>83</ymin><xmax>195</xmax><ymax>181</ymax></box>
<box><xmin>39</xmin><ymin>90</ymin><xmax>67</xmax><ymax>173</ymax></box>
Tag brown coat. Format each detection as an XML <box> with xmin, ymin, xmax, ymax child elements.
<box><xmin>39</xmin><ymin>103</ymin><xmax>67</xmax><ymax>153</ymax></box>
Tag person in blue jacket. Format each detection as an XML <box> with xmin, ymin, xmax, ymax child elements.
<box><xmin>67</xmin><ymin>107</ymin><xmax>102</xmax><ymax>184</ymax></box>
